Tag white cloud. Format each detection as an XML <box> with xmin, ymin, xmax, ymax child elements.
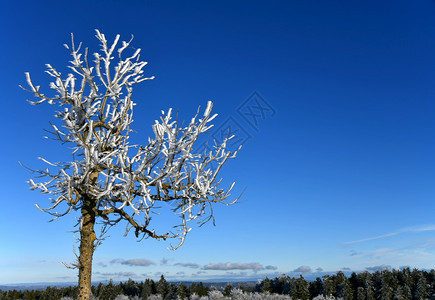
<box><xmin>293</xmin><ymin>266</ymin><xmax>311</xmax><ymax>273</ymax></box>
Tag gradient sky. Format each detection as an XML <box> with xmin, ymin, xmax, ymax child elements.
<box><xmin>1</xmin><ymin>0</ymin><xmax>435</xmax><ymax>285</ymax></box>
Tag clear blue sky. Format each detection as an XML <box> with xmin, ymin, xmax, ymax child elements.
<box><xmin>1</xmin><ymin>0</ymin><xmax>435</xmax><ymax>285</ymax></box>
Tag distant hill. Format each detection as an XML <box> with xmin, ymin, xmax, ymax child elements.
<box><xmin>0</xmin><ymin>282</ymin><xmax>76</xmax><ymax>291</ymax></box>
<box><xmin>0</xmin><ymin>280</ymin><xmax>257</xmax><ymax>292</ymax></box>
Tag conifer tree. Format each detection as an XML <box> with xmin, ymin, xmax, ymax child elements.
<box><xmin>392</xmin><ymin>286</ymin><xmax>406</xmax><ymax>300</ymax></box>
<box><xmin>123</xmin><ymin>278</ymin><xmax>140</xmax><ymax>297</ymax></box>
<box><xmin>223</xmin><ymin>284</ymin><xmax>233</xmax><ymax>297</ymax></box>
<box><xmin>94</xmin><ymin>282</ymin><xmax>105</xmax><ymax>299</ymax></box>
<box><xmin>335</xmin><ymin>271</ymin><xmax>353</xmax><ymax>300</ymax></box>
<box><xmin>379</xmin><ymin>271</ymin><xmax>393</xmax><ymax>300</ymax></box>
<box><xmin>309</xmin><ymin>277</ymin><xmax>323</xmax><ymax>298</ymax></box>
<box><xmin>237</xmin><ymin>283</ymin><xmax>245</xmax><ymax>292</ymax></box>
<box><xmin>166</xmin><ymin>283</ymin><xmax>177</xmax><ymax>300</ymax></box>
<box><xmin>363</xmin><ymin>277</ymin><xmax>375</xmax><ymax>300</ymax></box>
<box><xmin>271</xmin><ymin>275</ymin><xmax>285</xmax><ymax>294</ymax></box>
<box><xmin>356</xmin><ymin>286</ymin><xmax>365</xmax><ymax>300</ymax></box>
<box><xmin>157</xmin><ymin>275</ymin><xmax>169</xmax><ymax>299</ymax></box>
<box><xmin>176</xmin><ymin>283</ymin><xmax>189</xmax><ymax>300</ymax></box>
<box><xmin>142</xmin><ymin>279</ymin><xmax>157</xmax><ymax>299</ymax></box>
<box><xmin>194</xmin><ymin>282</ymin><xmax>209</xmax><ymax>296</ymax></box>
<box><xmin>262</xmin><ymin>277</ymin><xmax>272</xmax><ymax>293</ymax></box>
<box><xmin>428</xmin><ymin>270</ymin><xmax>435</xmax><ymax>300</ymax></box>
<box><xmin>414</xmin><ymin>273</ymin><xmax>429</xmax><ymax>300</ymax></box>
<box><xmin>100</xmin><ymin>279</ymin><xmax>123</xmax><ymax>300</ymax></box>
<box><xmin>349</xmin><ymin>272</ymin><xmax>359</xmax><ymax>300</ymax></box>
<box><xmin>282</xmin><ymin>275</ymin><xmax>292</xmax><ymax>295</ymax></box>
<box><xmin>291</xmin><ymin>275</ymin><xmax>310</xmax><ymax>300</ymax></box>
<box><xmin>322</xmin><ymin>274</ymin><xmax>336</xmax><ymax>297</ymax></box>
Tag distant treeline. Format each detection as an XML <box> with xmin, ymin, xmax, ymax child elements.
<box><xmin>255</xmin><ymin>267</ymin><xmax>435</xmax><ymax>299</ymax></box>
<box><xmin>1</xmin><ymin>276</ymin><xmax>209</xmax><ymax>300</ymax></box>
<box><xmin>1</xmin><ymin>268</ymin><xmax>435</xmax><ymax>299</ymax></box>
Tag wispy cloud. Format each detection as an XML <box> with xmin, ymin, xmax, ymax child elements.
<box><xmin>95</xmin><ymin>271</ymin><xmax>137</xmax><ymax>278</ymax></box>
<box><xmin>349</xmin><ymin>250</ymin><xmax>362</xmax><ymax>256</ymax></box>
<box><xmin>96</xmin><ymin>262</ymin><xmax>108</xmax><ymax>268</ymax></box>
<box><xmin>225</xmin><ymin>271</ymin><xmax>248</xmax><ymax>277</ymax></box>
<box><xmin>363</xmin><ymin>247</ymin><xmax>435</xmax><ymax>262</ymax></box>
<box><xmin>203</xmin><ymin>262</ymin><xmax>264</xmax><ymax>271</ymax></box>
<box><xmin>344</xmin><ymin>232</ymin><xmax>399</xmax><ymax>245</ymax></box>
<box><xmin>188</xmin><ymin>271</ymin><xmax>282</xmax><ymax>281</ymax></box>
<box><xmin>111</xmin><ymin>258</ymin><xmax>155</xmax><ymax>267</ymax></box>
<box><xmin>194</xmin><ymin>271</ymin><xmax>208</xmax><ymax>275</ymax></box>
<box><xmin>176</xmin><ymin>271</ymin><xmax>185</xmax><ymax>276</ymax></box>
<box><xmin>57</xmin><ymin>276</ymin><xmax>74</xmax><ymax>280</ymax></box>
<box><xmin>348</xmin><ymin>245</ymin><xmax>435</xmax><ymax>271</ymax></box>
<box><xmin>174</xmin><ymin>262</ymin><xmax>200</xmax><ymax>269</ymax></box>
<box><xmin>343</xmin><ymin>225</ymin><xmax>435</xmax><ymax>245</ymax></box>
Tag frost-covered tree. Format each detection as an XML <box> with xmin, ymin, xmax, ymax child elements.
<box><xmin>414</xmin><ymin>273</ymin><xmax>429</xmax><ymax>300</ymax></box>
<box><xmin>356</xmin><ymin>287</ymin><xmax>365</xmax><ymax>300</ymax></box>
<box><xmin>21</xmin><ymin>30</ymin><xmax>240</xmax><ymax>300</ymax></box>
<box><xmin>176</xmin><ymin>283</ymin><xmax>189</xmax><ymax>300</ymax></box>
<box><xmin>322</xmin><ymin>275</ymin><xmax>336</xmax><ymax>297</ymax></box>
<box><xmin>291</xmin><ymin>275</ymin><xmax>310</xmax><ymax>300</ymax></box>
<box><xmin>334</xmin><ymin>271</ymin><xmax>353</xmax><ymax>300</ymax></box>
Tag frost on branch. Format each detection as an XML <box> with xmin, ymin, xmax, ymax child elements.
<box><xmin>21</xmin><ymin>30</ymin><xmax>241</xmax><ymax>250</ymax></box>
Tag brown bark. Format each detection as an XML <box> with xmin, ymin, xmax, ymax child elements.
<box><xmin>77</xmin><ymin>198</ymin><xmax>96</xmax><ymax>300</ymax></box>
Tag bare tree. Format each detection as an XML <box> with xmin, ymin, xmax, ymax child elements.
<box><xmin>21</xmin><ymin>30</ymin><xmax>240</xmax><ymax>300</ymax></box>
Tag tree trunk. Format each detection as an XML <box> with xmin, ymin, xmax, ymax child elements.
<box><xmin>78</xmin><ymin>199</ymin><xmax>96</xmax><ymax>300</ymax></box>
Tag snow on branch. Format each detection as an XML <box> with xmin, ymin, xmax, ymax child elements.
<box><xmin>22</xmin><ymin>30</ymin><xmax>241</xmax><ymax>249</ymax></box>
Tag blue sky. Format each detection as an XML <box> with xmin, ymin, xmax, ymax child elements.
<box><xmin>1</xmin><ymin>0</ymin><xmax>435</xmax><ymax>284</ymax></box>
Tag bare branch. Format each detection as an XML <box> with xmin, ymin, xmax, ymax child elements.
<box><xmin>23</xmin><ymin>30</ymin><xmax>240</xmax><ymax>252</ymax></box>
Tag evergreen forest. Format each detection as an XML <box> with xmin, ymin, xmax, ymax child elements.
<box><xmin>1</xmin><ymin>268</ymin><xmax>435</xmax><ymax>300</ymax></box>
